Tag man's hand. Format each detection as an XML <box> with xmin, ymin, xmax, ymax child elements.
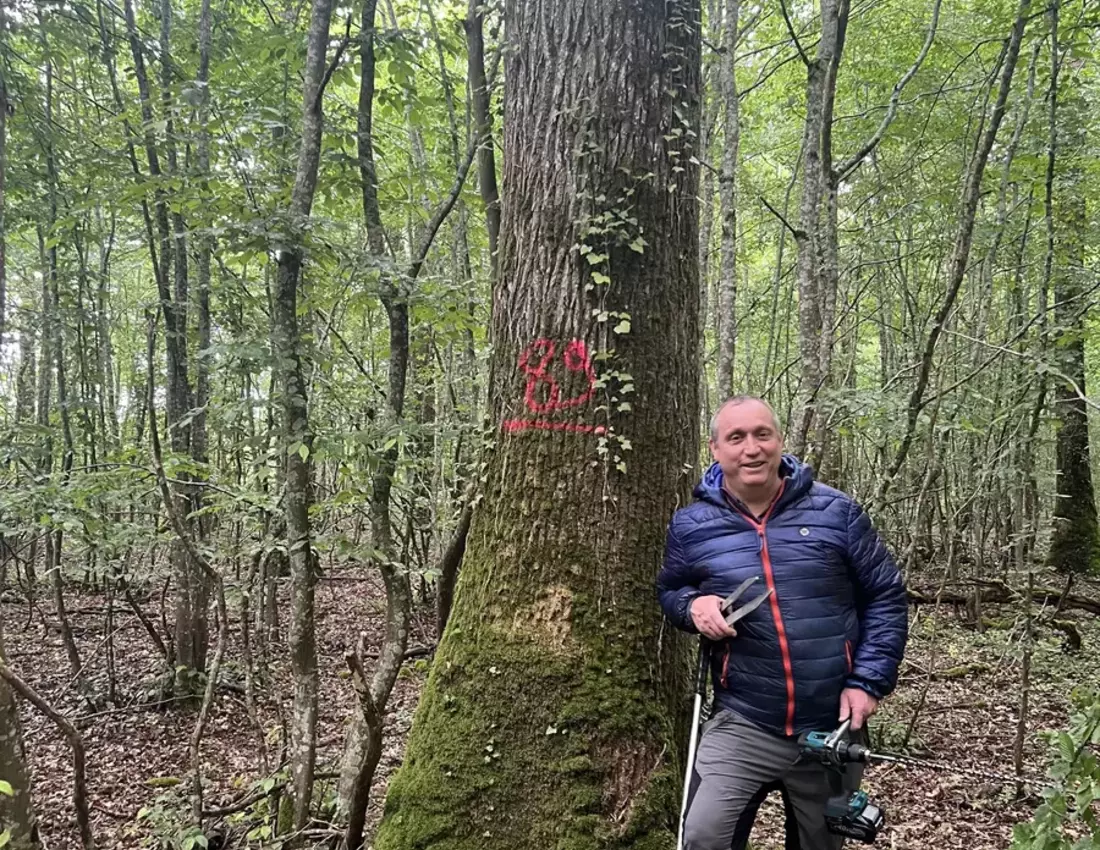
<box><xmin>690</xmin><ymin>595</ymin><xmax>737</xmax><ymax>641</ymax></box>
<box><xmin>839</xmin><ymin>687</ymin><xmax>879</xmax><ymax>730</ymax></box>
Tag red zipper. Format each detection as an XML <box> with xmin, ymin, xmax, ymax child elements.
<box><xmin>845</xmin><ymin>639</ymin><xmax>853</xmax><ymax>673</ymax></box>
<box><xmin>726</xmin><ymin>480</ymin><xmax>796</xmax><ymax>735</ymax></box>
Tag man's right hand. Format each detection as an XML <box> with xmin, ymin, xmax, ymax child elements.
<box><xmin>690</xmin><ymin>595</ymin><xmax>738</xmax><ymax>641</ymax></box>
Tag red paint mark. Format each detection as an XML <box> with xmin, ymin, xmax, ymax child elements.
<box><xmin>502</xmin><ymin>419</ymin><xmax>606</xmax><ymax>435</ymax></box>
<box><xmin>519</xmin><ymin>338</ymin><xmax>596</xmax><ymax>413</ymax></box>
<box><xmin>505</xmin><ymin>338</ymin><xmax>602</xmax><ymax>436</ymax></box>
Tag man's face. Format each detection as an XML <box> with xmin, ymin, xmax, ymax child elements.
<box><xmin>709</xmin><ymin>401</ymin><xmax>784</xmax><ymax>494</ymax></box>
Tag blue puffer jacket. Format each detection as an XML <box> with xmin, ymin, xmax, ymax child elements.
<box><xmin>657</xmin><ymin>456</ymin><xmax>907</xmax><ymax>737</ymax></box>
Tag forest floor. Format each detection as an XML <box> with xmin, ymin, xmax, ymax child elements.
<box><xmin>9</xmin><ymin>568</ymin><xmax>1100</xmax><ymax>850</ymax></box>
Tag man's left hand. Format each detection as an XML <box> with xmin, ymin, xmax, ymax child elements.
<box><xmin>839</xmin><ymin>687</ymin><xmax>879</xmax><ymax>730</ymax></box>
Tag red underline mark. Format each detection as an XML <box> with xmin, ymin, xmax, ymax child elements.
<box><xmin>502</xmin><ymin>419</ymin><xmax>607</xmax><ymax>435</ymax></box>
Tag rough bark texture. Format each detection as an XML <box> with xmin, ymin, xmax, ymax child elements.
<box><xmin>373</xmin><ymin>2</ymin><xmax>701</xmax><ymax>847</ymax></box>
<box><xmin>271</xmin><ymin>0</ymin><xmax>335</xmax><ymax>831</ymax></box>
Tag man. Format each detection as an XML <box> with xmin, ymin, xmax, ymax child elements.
<box><xmin>657</xmin><ymin>396</ymin><xmax>907</xmax><ymax>849</ymax></box>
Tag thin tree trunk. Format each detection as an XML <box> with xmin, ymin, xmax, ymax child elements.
<box><xmin>39</xmin><ymin>53</ymin><xmax>83</xmax><ymax>681</ymax></box>
<box><xmin>338</xmin><ymin>1</ymin><xmax>412</xmax><ymax>837</ymax></box>
<box><xmin>790</xmin><ymin>0</ymin><xmax>848</xmax><ymax>458</ymax></box>
<box><xmin>715</xmin><ymin>0</ymin><xmax>740</xmax><ymax>397</ymax></box>
<box><xmin>0</xmin><ymin>661</ymin><xmax>93</xmax><ymax>849</ymax></box>
<box><xmin>270</xmin><ymin>0</ymin><xmax>336</xmax><ymax>832</ymax></box>
<box><xmin>0</xmin><ymin>59</ymin><xmax>6</xmax><ymax>338</ymax></box>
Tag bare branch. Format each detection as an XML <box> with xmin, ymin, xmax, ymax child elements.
<box><xmin>779</xmin><ymin>0</ymin><xmax>811</xmax><ymax>66</ymax></box>
<box><xmin>835</xmin><ymin>0</ymin><xmax>942</xmax><ymax>182</ymax></box>
<box><xmin>315</xmin><ymin>13</ymin><xmax>353</xmax><ymax>113</ymax></box>
<box><xmin>760</xmin><ymin>194</ymin><xmax>806</xmax><ymax>240</ymax></box>
<box><xmin>408</xmin><ymin>139</ymin><xmax>479</xmax><ymax>282</ymax></box>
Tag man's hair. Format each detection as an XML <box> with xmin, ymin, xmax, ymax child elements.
<box><xmin>709</xmin><ymin>395</ymin><xmax>783</xmax><ymax>441</ymax></box>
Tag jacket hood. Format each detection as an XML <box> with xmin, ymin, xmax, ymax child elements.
<box><xmin>694</xmin><ymin>454</ymin><xmax>814</xmax><ymax>511</ymax></box>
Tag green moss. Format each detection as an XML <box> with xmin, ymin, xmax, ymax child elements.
<box><xmin>558</xmin><ymin>755</ymin><xmax>595</xmax><ymax>774</ymax></box>
<box><xmin>374</xmin><ymin>614</ymin><xmax>680</xmax><ymax>850</ymax></box>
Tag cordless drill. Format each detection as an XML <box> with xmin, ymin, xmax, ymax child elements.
<box><xmin>797</xmin><ymin>720</ymin><xmax>886</xmax><ymax>843</ymax></box>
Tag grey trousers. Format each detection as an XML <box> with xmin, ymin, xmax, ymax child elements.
<box><xmin>683</xmin><ymin>709</ymin><xmax>864</xmax><ymax>850</ymax></box>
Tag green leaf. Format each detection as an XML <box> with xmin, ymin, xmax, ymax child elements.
<box><xmin>613</xmin><ymin>319</ymin><xmax>631</xmax><ymax>334</ymax></box>
<box><xmin>0</xmin><ymin>780</ymin><xmax>12</xmax><ymax>796</ymax></box>
<box><xmin>591</xmin><ymin>271</ymin><xmax>611</xmax><ymax>285</ymax></box>
<box><xmin>298</xmin><ymin>443</ymin><xmax>310</xmax><ymax>461</ymax></box>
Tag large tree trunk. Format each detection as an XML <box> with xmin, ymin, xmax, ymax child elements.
<box><xmin>373</xmin><ymin>1</ymin><xmax>701</xmax><ymax>847</ymax></box>
<box><xmin>270</xmin><ymin>0</ymin><xmax>335</xmax><ymax>832</ymax></box>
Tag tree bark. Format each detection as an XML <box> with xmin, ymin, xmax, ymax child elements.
<box><xmin>373</xmin><ymin>1</ymin><xmax>701</xmax><ymax>846</ymax></box>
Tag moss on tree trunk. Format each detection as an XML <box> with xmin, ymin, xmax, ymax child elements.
<box><xmin>373</xmin><ymin>1</ymin><xmax>701</xmax><ymax>847</ymax></box>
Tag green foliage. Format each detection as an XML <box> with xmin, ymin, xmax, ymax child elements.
<box><xmin>1012</xmin><ymin>690</ymin><xmax>1100</xmax><ymax>849</ymax></box>
<box><xmin>133</xmin><ymin>786</ymin><xmax>204</xmax><ymax>850</ymax></box>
